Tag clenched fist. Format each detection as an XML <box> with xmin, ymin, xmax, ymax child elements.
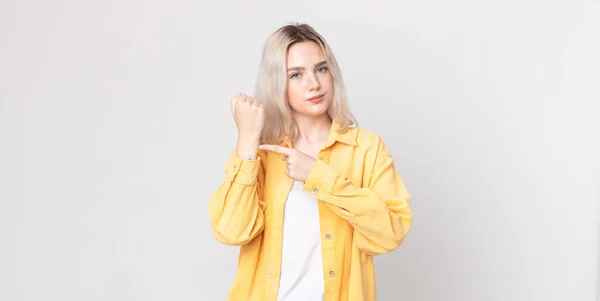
<box><xmin>231</xmin><ymin>93</ymin><xmax>264</xmax><ymax>140</ymax></box>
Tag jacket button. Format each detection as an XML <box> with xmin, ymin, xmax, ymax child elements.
<box><xmin>325</xmin><ymin>233</ymin><xmax>332</xmax><ymax>240</ymax></box>
<box><xmin>328</xmin><ymin>270</ymin><xmax>335</xmax><ymax>277</ymax></box>
<box><xmin>312</xmin><ymin>187</ymin><xmax>319</xmax><ymax>194</ymax></box>
<box><xmin>233</xmin><ymin>165</ymin><xmax>238</xmax><ymax>171</ymax></box>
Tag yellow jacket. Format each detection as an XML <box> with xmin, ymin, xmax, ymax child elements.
<box><xmin>208</xmin><ymin>123</ymin><xmax>412</xmax><ymax>301</ymax></box>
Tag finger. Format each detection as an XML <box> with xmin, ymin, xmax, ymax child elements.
<box><xmin>231</xmin><ymin>93</ymin><xmax>239</xmax><ymax>113</ymax></box>
<box><xmin>281</xmin><ymin>155</ymin><xmax>288</xmax><ymax>161</ymax></box>
<box><xmin>232</xmin><ymin>93</ymin><xmax>247</xmax><ymax>112</ymax></box>
<box><xmin>247</xmin><ymin>97</ymin><xmax>255</xmax><ymax>106</ymax></box>
<box><xmin>259</xmin><ymin>144</ymin><xmax>293</xmax><ymax>156</ymax></box>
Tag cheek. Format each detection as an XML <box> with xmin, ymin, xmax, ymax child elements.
<box><xmin>320</xmin><ymin>75</ymin><xmax>334</xmax><ymax>102</ymax></box>
<box><xmin>286</xmin><ymin>82</ymin><xmax>304</xmax><ymax>105</ymax></box>
<box><xmin>322</xmin><ymin>74</ymin><xmax>334</xmax><ymax>90</ymax></box>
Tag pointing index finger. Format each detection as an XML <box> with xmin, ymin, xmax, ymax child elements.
<box><xmin>259</xmin><ymin>144</ymin><xmax>293</xmax><ymax>156</ymax></box>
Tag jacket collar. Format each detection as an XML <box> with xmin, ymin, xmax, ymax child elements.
<box><xmin>327</xmin><ymin>121</ymin><xmax>357</xmax><ymax>147</ymax></box>
<box><xmin>280</xmin><ymin>121</ymin><xmax>357</xmax><ymax>148</ymax></box>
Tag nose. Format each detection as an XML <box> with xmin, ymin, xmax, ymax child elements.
<box><xmin>306</xmin><ymin>73</ymin><xmax>320</xmax><ymax>91</ymax></box>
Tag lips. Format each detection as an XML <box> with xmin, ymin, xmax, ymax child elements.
<box><xmin>307</xmin><ymin>94</ymin><xmax>325</xmax><ymax>103</ymax></box>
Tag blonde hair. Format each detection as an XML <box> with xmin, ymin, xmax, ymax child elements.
<box><xmin>254</xmin><ymin>23</ymin><xmax>358</xmax><ymax>144</ymax></box>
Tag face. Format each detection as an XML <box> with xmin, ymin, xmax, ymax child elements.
<box><xmin>285</xmin><ymin>41</ymin><xmax>334</xmax><ymax>118</ymax></box>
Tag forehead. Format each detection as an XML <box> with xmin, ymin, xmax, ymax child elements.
<box><xmin>286</xmin><ymin>41</ymin><xmax>326</xmax><ymax>66</ymax></box>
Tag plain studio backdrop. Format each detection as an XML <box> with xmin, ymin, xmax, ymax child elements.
<box><xmin>1</xmin><ymin>0</ymin><xmax>599</xmax><ymax>300</ymax></box>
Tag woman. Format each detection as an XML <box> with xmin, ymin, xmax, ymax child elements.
<box><xmin>208</xmin><ymin>23</ymin><xmax>412</xmax><ymax>301</ymax></box>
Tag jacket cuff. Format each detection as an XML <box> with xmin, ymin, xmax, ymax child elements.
<box><xmin>302</xmin><ymin>159</ymin><xmax>339</xmax><ymax>200</ymax></box>
<box><xmin>224</xmin><ymin>151</ymin><xmax>261</xmax><ymax>185</ymax></box>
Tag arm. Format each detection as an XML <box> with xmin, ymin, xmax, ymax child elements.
<box><xmin>207</xmin><ymin>144</ymin><xmax>267</xmax><ymax>246</ymax></box>
<box><xmin>302</xmin><ymin>137</ymin><xmax>412</xmax><ymax>255</ymax></box>
<box><xmin>209</xmin><ymin>93</ymin><xmax>266</xmax><ymax>246</ymax></box>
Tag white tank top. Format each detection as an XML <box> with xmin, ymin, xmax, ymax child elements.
<box><xmin>277</xmin><ymin>180</ymin><xmax>324</xmax><ymax>301</ymax></box>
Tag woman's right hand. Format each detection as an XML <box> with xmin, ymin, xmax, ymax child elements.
<box><xmin>231</xmin><ymin>93</ymin><xmax>264</xmax><ymax>160</ymax></box>
<box><xmin>232</xmin><ymin>93</ymin><xmax>264</xmax><ymax>139</ymax></box>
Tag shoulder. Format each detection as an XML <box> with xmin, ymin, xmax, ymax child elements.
<box><xmin>346</xmin><ymin>127</ymin><xmax>385</xmax><ymax>149</ymax></box>
<box><xmin>346</xmin><ymin>127</ymin><xmax>395</xmax><ymax>163</ymax></box>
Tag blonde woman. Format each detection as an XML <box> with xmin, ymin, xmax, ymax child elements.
<box><xmin>208</xmin><ymin>23</ymin><xmax>412</xmax><ymax>301</ymax></box>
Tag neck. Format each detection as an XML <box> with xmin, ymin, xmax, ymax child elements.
<box><xmin>293</xmin><ymin>113</ymin><xmax>332</xmax><ymax>144</ymax></box>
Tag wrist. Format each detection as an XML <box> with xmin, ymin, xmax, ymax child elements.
<box><xmin>238</xmin><ymin>131</ymin><xmax>261</xmax><ymax>142</ymax></box>
<box><xmin>236</xmin><ymin>134</ymin><xmax>260</xmax><ymax>160</ymax></box>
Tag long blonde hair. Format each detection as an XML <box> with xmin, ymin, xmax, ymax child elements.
<box><xmin>254</xmin><ymin>23</ymin><xmax>357</xmax><ymax>144</ymax></box>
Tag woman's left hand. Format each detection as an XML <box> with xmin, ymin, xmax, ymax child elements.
<box><xmin>258</xmin><ymin>144</ymin><xmax>316</xmax><ymax>182</ymax></box>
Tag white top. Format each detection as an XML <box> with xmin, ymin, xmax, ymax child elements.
<box><xmin>277</xmin><ymin>181</ymin><xmax>324</xmax><ymax>301</ymax></box>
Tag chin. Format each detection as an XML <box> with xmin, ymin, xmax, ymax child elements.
<box><xmin>303</xmin><ymin>101</ymin><xmax>330</xmax><ymax>116</ymax></box>
<box><xmin>306</xmin><ymin>110</ymin><xmax>328</xmax><ymax>117</ymax></box>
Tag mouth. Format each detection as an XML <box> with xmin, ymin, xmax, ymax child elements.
<box><xmin>307</xmin><ymin>93</ymin><xmax>325</xmax><ymax>103</ymax></box>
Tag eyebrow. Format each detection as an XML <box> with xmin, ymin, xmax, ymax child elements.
<box><xmin>287</xmin><ymin>60</ymin><xmax>328</xmax><ymax>72</ymax></box>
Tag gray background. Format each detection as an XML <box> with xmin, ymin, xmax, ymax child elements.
<box><xmin>1</xmin><ymin>0</ymin><xmax>599</xmax><ymax>300</ymax></box>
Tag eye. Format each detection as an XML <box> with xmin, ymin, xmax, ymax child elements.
<box><xmin>290</xmin><ymin>72</ymin><xmax>301</xmax><ymax>79</ymax></box>
<box><xmin>317</xmin><ymin>66</ymin><xmax>329</xmax><ymax>73</ymax></box>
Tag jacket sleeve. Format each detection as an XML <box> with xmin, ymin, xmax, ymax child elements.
<box><xmin>208</xmin><ymin>150</ymin><xmax>267</xmax><ymax>246</ymax></box>
<box><xmin>302</xmin><ymin>137</ymin><xmax>412</xmax><ymax>255</ymax></box>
